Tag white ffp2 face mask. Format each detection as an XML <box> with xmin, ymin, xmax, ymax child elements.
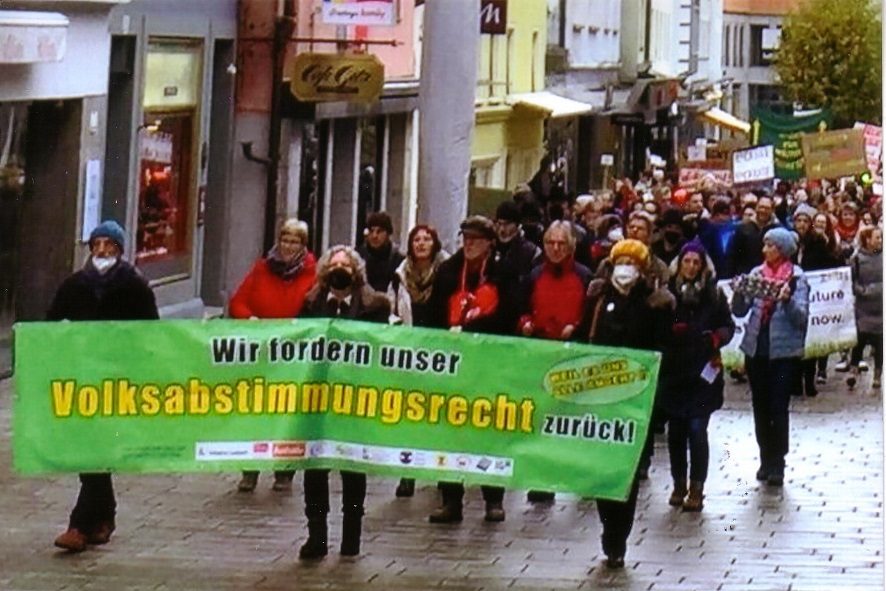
<box><xmin>611</xmin><ymin>264</ymin><xmax>640</xmax><ymax>292</ymax></box>
<box><xmin>91</xmin><ymin>256</ymin><xmax>117</xmax><ymax>274</ymax></box>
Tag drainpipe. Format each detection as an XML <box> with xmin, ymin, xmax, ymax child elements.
<box><xmin>263</xmin><ymin>0</ymin><xmax>296</xmax><ymax>253</ymax></box>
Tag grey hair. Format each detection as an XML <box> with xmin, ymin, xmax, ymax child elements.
<box><xmin>315</xmin><ymin>244</ymin><xmax>367</xmax><ymax>288</ymax></box>
<box><xmin>544</xmin><ymin>220</ymin><xmax>577</xmax><ymax>252</ymax></box>
<box><xmin>279</xmin><ymin>218</ymin><xmax>309</xmax><ymax>243</ymax></box>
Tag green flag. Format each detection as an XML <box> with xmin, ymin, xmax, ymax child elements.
<box><xmin>751</xmin><ymin>107</ymin><xmax>831</xmax><ymax>180</ymax></box>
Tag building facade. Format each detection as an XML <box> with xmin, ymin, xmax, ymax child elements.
<box><xmin>233</xmin><ymin>0</ymin><xmax>420</xmax><ymax>289</ymax></box>
<box><xmin>469</xmin><ymin>0</ymin><xmax>552</xmax><ymax>213</ymax></box>
<box><xmin>721</xmin><ymin>0</ymin><xmax>804</xmax><ymax>126</ymax></box>
<box><xmin>0</xmin><ymin>0</ymin><xmax>127</xmax><ymax>375</ymax></box>
<box><xmin>103</xmin><ymin>0</ymin><xmax>239</xmax><ymax>318</ymax></box>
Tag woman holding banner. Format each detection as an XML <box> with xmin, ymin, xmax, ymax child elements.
<box><xmin>658</xmin><ymin>239</ymin><xmax>734</xmax><ymax>512</ymax></box>
<box><xmin>578</xmin><ymin>239</ymin><xmax>673</xmax><ymax>569</ymax></box>
<box><xmin>387</xmin><ymin>223</ymin><xmax>449</xmax><ymax>497</ymax></box>
<box><xmin>731</xmin><ymin>228</ymin><xmax>809</xmax><ymax>487</ymax></box>
<box><xmin>228</xmin><ymin>218</ymin><xmax>316</xmax><ymax>493</ymax></box>
<box><xmin>297</xmin><ymin>245</ymin><xmax>390</xmax><ymax>560</ymax></box>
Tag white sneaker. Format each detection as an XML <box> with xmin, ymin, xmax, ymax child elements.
<box><xmin>834</xmin><ymin>360</ymin><xmax>850</xmax><ymax>373</ymax></box>
<box><xmin>859</xmin><ymin>360</ymin><xmax>870</xmax><ymax>372</ymax></box>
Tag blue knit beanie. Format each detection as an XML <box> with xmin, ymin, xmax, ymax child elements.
<box><xmin>89</xmin><ymin>220</ymin><xmax>126</xmax><ymax>253</ymax></box>
<box><xmin>763</xmin><ymin>227</ymin><xmax>798</xmax><ymax>257</ymax></box>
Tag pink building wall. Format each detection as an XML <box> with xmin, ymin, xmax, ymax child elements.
<box><xmin>238</xmin><ymin>0</ymin><xmax>416</xmax><ymax>113</ymax></box>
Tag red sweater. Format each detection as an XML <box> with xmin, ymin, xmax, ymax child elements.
<box><xmin>228</xmin><ymin>253</ymin><xmax>317</xmax><ymax>319</ymax></box>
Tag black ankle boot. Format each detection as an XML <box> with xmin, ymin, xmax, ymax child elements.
<box><xmin>395</xmin><ymin>478</ymin><xmax>415</xmax><ymax>497</ymax></box>
<box><xmin>340</xmin><ymin>506</ymin><xmax>363</xmax><ymax>556</ymax></box>
<box><xmin>298</xmin><ymin>516</ymin><xmax>328</xmax><ymax>560</ymax></box>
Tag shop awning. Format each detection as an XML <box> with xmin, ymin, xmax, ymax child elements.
<box><xmin>0</xmin><ymin>10</ymin><xmax>68</xmax><ymax>64</ymax></box>
<box><xmin>510</xmin><ymin>91</ymin><xmax>594</xmax><ymax>118</ymax></box>
<box><xmin>701</xmin><ymin>107</ymin><xmax>751</xmax><ymax>134</ymax></box>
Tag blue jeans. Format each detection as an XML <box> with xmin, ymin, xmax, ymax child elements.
<box><xmin>745</xmin><ymin>355</ymin><xmax>800</xmax><ymax>474</ymax></box>
<box><xmin>667</xmin><ymin>415</ymin><xmax>711</xmax><ymax>483</ymax></box>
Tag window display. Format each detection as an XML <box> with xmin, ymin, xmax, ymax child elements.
<box><xmin>136</xmin><ymin>114</ymin><xmax>193</xmax><ymax>266</ymax></box>
<box><xmin>136</xmin><ymin>39</ymin><xmax>202</xmax><ymax>280</ymax></box>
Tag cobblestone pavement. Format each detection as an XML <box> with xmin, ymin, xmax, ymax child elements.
<box><xmin>0</xmin><ymin>367</ymin><xmax>882</xmax><ymax>591</ymax></box>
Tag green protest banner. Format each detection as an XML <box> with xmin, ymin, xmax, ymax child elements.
<box><xmin>13</xmin><ymin>320</ymin><xmax>660</xmax><ymax>501</ymax></box>
<box><xmin>751</xmin><ymin>108</ymin><xmax>831</xmax><ymax>180</ymax></box>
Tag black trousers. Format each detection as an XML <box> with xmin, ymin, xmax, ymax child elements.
<box><xmin>438</xmin><ymin>482</ymin><xmax>504</xmax><ymax>505</ymax></box>
<box><xmin>69</xmin><ymin>473</ymin><xmax>116</xmax><ymax>532</ymax></box>
<box><xmin>597</xmin><ymin>473</ymin><xmax>641</xmax><ymax>558</ymax></box>
<box><xmin>302</xmin><ymin>469</ymin><xmax>366</xmax><ymax>517</ymax></box>
<box><xmin>746</xmin><ymin>355</ymin><xmax>799</xmax><ymax>473</ymax></box>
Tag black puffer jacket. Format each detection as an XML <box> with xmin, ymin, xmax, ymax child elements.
<box><xmin>47</xmin><ymin>260</ymin><xmax>159</xmax><ymax>321</ymax></box>
<box><xmin>428</xmin><ymin>249</ymin><xmax>519</xmax><ymax>335</ymax></box>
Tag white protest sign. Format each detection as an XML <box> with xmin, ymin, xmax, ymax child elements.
<box><xmin>803</xmin><ymin>267</ymin><xmax>857</xmax><ymax>357</ymax></box>
<box><xmin>716</xmin><ymin>267</ymin><xmax>856</xmax><ymax>370</ymax></box>
<box><xmin>732</xmin><ymin>145</ymin><xmax>775</xmax><ymax>185</ymax></box>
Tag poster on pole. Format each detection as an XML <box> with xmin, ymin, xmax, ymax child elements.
<box><xmin>13</xmin><ymin>319</ymin><xmax>661</xmax><ymax>501</ymax></box>
<box><xmin>322</xmin><ymin>0</ymin><xmax>396</xmax><ymax>26</ymax></box>
<box><xmin>732</xmin><ymin>145</ymin><xmax>775</xmax><ymax>185</ymax></box>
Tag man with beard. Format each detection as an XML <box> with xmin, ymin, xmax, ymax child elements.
<box><xmin>493</xmin><ymin>200</ymin><xmax>541</xmax><ymax>277</ymax></box>
<box><xmin>356</xmin><ymin>211</ymin><xmax>405</xmax><ymax>293</ymax></box>
<box><xmin>50</xmin><ymin>220</ymin><xmax>159</xmax><ymax>553</ymax></box>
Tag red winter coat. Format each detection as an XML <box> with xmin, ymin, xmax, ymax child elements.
<box><xmin>228</xmin><ymin>253</ymin><xmax>317</xmax><ymax>319</ymax></box>
<box><xmin>519</xmin><ymin>258</ymin><xmax>591</xmax><ymax>339</ymax></box>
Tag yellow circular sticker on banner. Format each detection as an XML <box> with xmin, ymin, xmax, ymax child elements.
<box><xmin>543</xmin><ymin>355</ymin><xmax>652</xmax><ymax>406</ymax></box>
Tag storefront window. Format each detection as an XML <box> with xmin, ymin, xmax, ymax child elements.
<box><xmin>137</xmin><ymin>40</ymin><xmax>202</xmax><ymax>280</ymax></box>
<box><xmin>0</xmin><ymin>102</ymin><xmax>28</xmax><ymax>371</ymax></box>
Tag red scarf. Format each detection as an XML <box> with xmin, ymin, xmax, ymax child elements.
<box><xmin>835</xmin><ymin>220</ymin><xmax>859</xmax><ymax>243</ymax></box>
<box><xmin>759</xmin><ymin>258</ymin><xmax>793</xmax><ymax>325</ymax></box>
<box><xmin>447</xmin><ymin>258</ymin><xmax>499</xmax><ymax>327</ymax></box>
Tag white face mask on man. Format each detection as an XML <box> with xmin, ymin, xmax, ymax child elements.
<box><xmin>91</xmin><ymin>256</ymin><xmax>118</xmax><ymax>274</ymax></box>
<box><xmin>611</xmin><ymin>263</ymin><xmax>640</xmax><ymax>293</ymax></box>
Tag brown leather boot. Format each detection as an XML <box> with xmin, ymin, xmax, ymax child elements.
<box><xmin>682</xmin><ymin>481</ymin><xmax>704</xmax><ymax>512</ymax></box>
<box><xmin>668</xmin><ymin>480</ymin><xmax>687</xmax><ymax>507</ymax></box>
<box><xmin>54</xmin><ymin>528</ymin><xmax>87</xmax><ymax>552</ymax></box>
<box><xmin>86</xmin><ymin>520</ymin><xmax>116</xmax><ymax>545</ymax></box>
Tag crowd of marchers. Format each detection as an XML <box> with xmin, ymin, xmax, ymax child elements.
<box><xmin>46</xmin><ymin>164</ymin><xmax>882</xmax><ymax>571</ymax></box>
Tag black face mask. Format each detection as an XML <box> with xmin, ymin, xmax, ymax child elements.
<box><xmin>328</xmin><ymin>268</ymin><xmax>353</xmax><ymax>290</ymax></box>
<box><xmin>664</xmin><ymin>230</ymin><xmax>683</xmax><ymax>244</ymax></box>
